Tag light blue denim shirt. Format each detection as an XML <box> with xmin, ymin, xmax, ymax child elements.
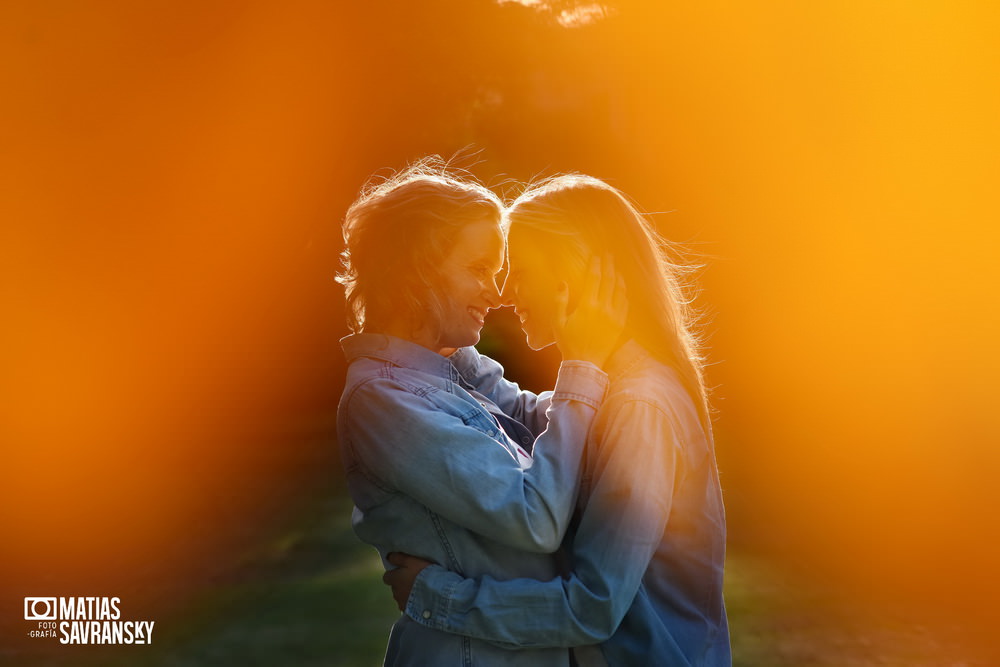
<box><xmin>405</xmin><ymin>341</ymin><xmax>731</xmax><ymax>666</ymax></box>
<box><xmin>337</xmin><ymin>333</ymin><xmax>609</xmax><ymax>666</ymax></box>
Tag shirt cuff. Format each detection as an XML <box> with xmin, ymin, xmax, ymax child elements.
<box><xmin>552</xmin><ymin>361</ymin><xmax>608</xmax><ymax>410</ymax></box>
<box><xmin>405</xmin><ymin>564</ymin><xmax>462</xmax><ymax>631</ymax></box>
<box><xmin>447</xmin><ymin>346</ymin><xmax>480</xmax><ymax>378</ymax></box>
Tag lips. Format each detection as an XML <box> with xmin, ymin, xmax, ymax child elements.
<box><xmin>468</xmin><ymin>306</ymin><xmax>487</xmax><ymax>326</ymax></box>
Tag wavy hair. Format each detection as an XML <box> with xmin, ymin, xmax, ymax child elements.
<box><xmin>505</xmin><ymin>174</ymin><xmax>710</xmax><ymax>423</ymax></box>
<box><xmin>337</xmin><ymin>157</ymin><xmax>503</xmax><ymax>337</ymax></box>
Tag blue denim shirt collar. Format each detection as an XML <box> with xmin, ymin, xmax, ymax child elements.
<box><xmin>340</xmin><ymin>333</ymin><xmax>460</xmax><ymax>382</ymax></box>
<box><xmin>605</xmin><ymin>339</ymin><xmax>650</xmax><ymax>383</ymax></box>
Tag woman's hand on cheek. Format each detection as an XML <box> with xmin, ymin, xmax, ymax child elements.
<box><xmin>554</xmin><ymin>255</ymin><xmax>628</xmax><ymax>368</ymax></box>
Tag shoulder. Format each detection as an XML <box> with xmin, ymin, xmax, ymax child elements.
<box><xmin>340</xmin><ymin>363</ymin><xmax>433</xmax><ymax>423</ymax></box>
<box><xmin>602</xmin><ymin>359</ymin><xmax>705</xmax><ymax>444</ymax></box>
<box><xmin>344</xmin><ymin>354</ymin><xmax>446</xmax><ymax>395</ymax></box>
<box><xmin>340</xmin><ymin>362</ymin><xmax>486</xmax><ymax>430</ymax></box>
<box><xmin>342</xmin><ymin>368</ymin><xmax>436</xmax><ymax>409</ymax></box>
<box><xmin>608</xmin><ymin>357</ymin><xmax>691</xmax><ymax>412</ymax></box>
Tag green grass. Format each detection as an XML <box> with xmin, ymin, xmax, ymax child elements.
<box><xmin>97</xmin><ymin>491</ymin><xmax>400</xmax><ymax>667</ymax></box>
<box><xmin>724</xmin><ymin>554</ymin><xmax>979</xmax><ymax>667</ymax></box>
<box><xmin>14</xmin><ymin>486</ymin><xmax>988</xmax><ymax>666</ymax></box>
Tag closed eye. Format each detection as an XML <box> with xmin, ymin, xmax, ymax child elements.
<box><xmin>470</xmin><ymin>265</ymin><xmax>493</xmax><ymax>280</ymax></box>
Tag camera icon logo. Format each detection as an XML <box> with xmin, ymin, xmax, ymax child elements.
<box><xmin>24</xmin><ymin>597</ymin><xmax>57</xmax><ymax>621</ymax></box>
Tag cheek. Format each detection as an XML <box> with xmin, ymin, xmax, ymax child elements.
<box><xmin>542</xmin><ymin>278</ymin><xmax>563</xmax><ymax>310</ymax></box>
<box><xmin>527</xmin><ymin>286</ymin><xmax>560</xmax><ymax>326</ymax></box>
<box><xmin>444</xmin><ymin>274</ymin><xmax>475</xmax><ymax>303</ymax></box>
<box><xmin>541</xmin><ymin>292</ymin><xmax>559</xmax><ymax>320</ymax></box>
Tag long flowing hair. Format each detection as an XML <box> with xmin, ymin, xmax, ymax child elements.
<box><xmin>506</xmin><ymin>174</ymin><xmax>710</xmax><ymax>424</ymax></box>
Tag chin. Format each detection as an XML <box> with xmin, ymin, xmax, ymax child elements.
<box><xmin>525</xmin><ymin>332</ymin><xmax>556</xmax><ymax>352</ymax></box>
<box><xmin>449</xmin><ymin>330</ymin><xmax>482</xmax><ymax>349</ymax></box>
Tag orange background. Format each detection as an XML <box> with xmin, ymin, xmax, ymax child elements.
<box><xmin>2</xmin><ymin>0</ymin><xmax>998</xmax><ymax>649</ymax></box>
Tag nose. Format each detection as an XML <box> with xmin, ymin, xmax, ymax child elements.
<box><xmin>483</xmin><ymin>277</ymin><xmax>502</xmax><ymax>309</ymax></box>
<box><xmin>498</xmin><ymin>275</ymin><xmax>514</xmax><ymax>307</ymax></box>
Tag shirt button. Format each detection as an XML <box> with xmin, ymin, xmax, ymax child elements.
<box><xmin>422</xmin><ymin>610</ymin><xmax>432</xmax><ymax>620</ymax></box>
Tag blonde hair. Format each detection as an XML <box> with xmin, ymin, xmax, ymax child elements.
<box><xmin>337</xmin><ymin>157</ymin><xmax>503</xmax><ymax>336</ymax></box>
<box><xmin>505</xmin><ymin>174</ymin><xmax>710</xmax><ymax>423</ymax></box>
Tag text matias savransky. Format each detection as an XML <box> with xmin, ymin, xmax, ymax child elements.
<box><xmin>24</xmin><ymin>596</ymin><xmax>155</xmax><ymax>645</ymax></box>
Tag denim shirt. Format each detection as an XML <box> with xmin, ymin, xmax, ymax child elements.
<box><xmin>406</xmin><ymin>341</ymin><xmax>731</xmax><ymax>666</ymax></box>
<box><xmin>337</xmin><ymin>333</ymin><xmax>609</xmax><ymax>666</ymax></box>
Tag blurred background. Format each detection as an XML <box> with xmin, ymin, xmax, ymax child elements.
<box><xmin>2</xmin><ymin>1</ymin><xmax>998</xmax><ymax>664</ymax></box>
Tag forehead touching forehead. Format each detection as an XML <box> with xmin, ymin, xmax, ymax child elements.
<box><xmin>505</xmin><ymin>225</ymin><xmax>537</xmax><ymax>266</ymax></box>
<box><xmin>444</xmin><ymin>219</ymin><xmax>505</xmax><ymax>282</ymax></box>
<box><xmin>506</xmin><ymin>223</ymin><xmax>571</xmax><ymax>274</ymax></box>
<box><xmin>505</xmin><ymin>176</ymin><xmax>622</xmax><ymax>280</ymax></box>
<box><xmin>463</xmin><ymin>218</ymin><xmax>504</xmax><ymax>254</ymax></box>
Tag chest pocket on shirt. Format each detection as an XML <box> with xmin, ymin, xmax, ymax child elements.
<box><xmin>462</xmin><ymin>408</ymin><xmax>531</xmax><ymax>470</ymax></box>
<box><xmin>460</xmin><ymin>408</ymin><xmax>506</xmax><ymax>442</ymax></box>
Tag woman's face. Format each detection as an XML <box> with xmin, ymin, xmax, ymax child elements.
<box><xmin>502</xmin><ymin>227</ymin><xmax>567</xmax><ymax>351</ymax></box>
<box><xmin>429</xmin><ymin>218</ymin><xmax>505</xmax><ymax>351</ymax></box>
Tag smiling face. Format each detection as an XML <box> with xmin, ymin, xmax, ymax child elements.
<box><xmin>502</xmin><ymin>226</ymin><xmax>577</xmax><ymax>351</ymax></box>
<box><xmin>429</xmin><ymin>219</ymin><xmax>505</xmax><ymax>352</ymax></box>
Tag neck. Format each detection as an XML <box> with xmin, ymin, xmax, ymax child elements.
<box><xmin>605</xmin><ymin>333</ymin><xmax>631</xmax><ymax>364</ymax></box>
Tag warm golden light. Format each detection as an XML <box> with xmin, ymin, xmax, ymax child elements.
<box><xmin>1</xmin><ymin>0</ymin><xmax>997</xmax><ymax>660</ymax></box>
<box><xmin>1</xmin><ymin>1</ymin><xmax>352</xmax><ymax>598</ymax></box>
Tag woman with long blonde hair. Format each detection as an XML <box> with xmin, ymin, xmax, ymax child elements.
<box><xmin>386</xmin><ymin>175</ymin><xmax>730</xmax><ymax>666</ymax></box>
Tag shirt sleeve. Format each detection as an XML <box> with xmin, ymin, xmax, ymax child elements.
<box><xmin>402</xmin><ymin>397</ymin><xmax>682</xmax><ymax>647</ymax></box>
<box><xmin>448</xmin><ymin>347</ymin><xmax>557</xmax><ymax>436</ymax></box>
<box><xmin>342</xmin><ymin>361</ymin><xmax>609</xmax><ymax>554</ymax></box>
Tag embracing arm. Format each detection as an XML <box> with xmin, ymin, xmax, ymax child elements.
<box><xmin>449</xmin><ymin>347</ymin><xmax>551</xmax><ymax>435</ymax></box>
<box><xmin>391</xmin><ymin>399</ymin><xmax>681</xmax><ymax>647</ymax></box>
<box><xmin>342</xmin><ymin>361</ymin><xmax>607</xmax><ymax>553</ymax></box>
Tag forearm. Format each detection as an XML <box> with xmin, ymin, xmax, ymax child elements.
<box><xmin>449</xmin><ymin>347</ymin><xmax>552</xmax><ymax>435</ymax></box>
<box><xmin>406</xmin><ymin>564</ymin><xmax>628</xmax><ymax>649</ymax></box>
<box><xmin>344</xmin><ymin>363</ymin><xmax>607</xmax><ymax>553</ymax></box>
<box><xmin>473</xmin><ymin>361</ymin><xmax>608</xmax><ymax>551</ymax></box>
<box><xmin>402</xmin><ymin>484</ymin><xmax>667</xmax><ymax>647</ymax></box>
<box><xmin>402</xmin><ymin>398</ymin><xmax>679</xmax><ymax>647</ymax></box>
